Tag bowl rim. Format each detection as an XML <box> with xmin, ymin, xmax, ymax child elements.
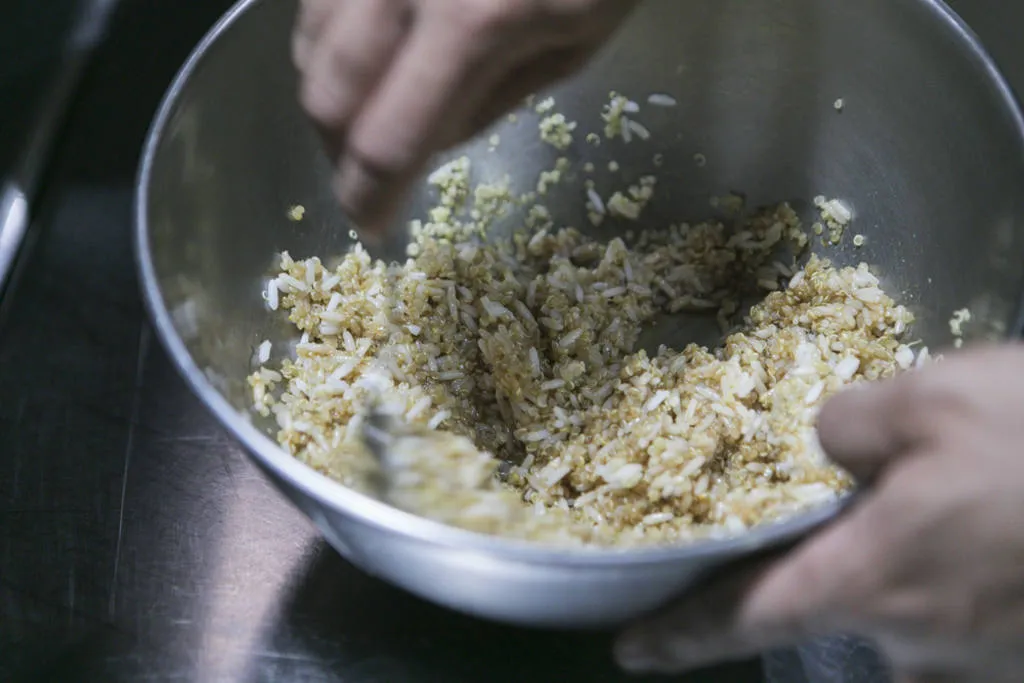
<box><xmin>135</xmin><ymin>0</ymin><xmax>1024</xmax><ymax>568</ymax></box>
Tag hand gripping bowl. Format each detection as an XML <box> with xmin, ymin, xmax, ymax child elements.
<box><xmin>136</xmin><ymin>0</ymin><xmax>1024</xmax><ymax>628</ymax></box>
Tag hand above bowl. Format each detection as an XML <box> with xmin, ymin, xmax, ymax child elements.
<box><xmin>292</xmin><ymin>0</ymin><xmax>638</xmax><ymax>240</ymax></box>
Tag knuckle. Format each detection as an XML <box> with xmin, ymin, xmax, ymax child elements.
<box><xmin>323</xmin><ymin>39</ymin><xmax>380</xmax><ymax>86</ymax></box>
<box><xmin>349</xmin><ymin>113</ymin><xmax>423</xmax><ymax>175</ymax></box>
<box><xmin>299</xmin><ymin>72</ymin><xmax>351</xmax><ymax>129</ymax></box>
<box><xmin>298</xmin><ymin>52</ymin><xmax>377</xmax><ymax>126</ymax></box>
<box><xmin>350</xmin><ymin>135</ymin><xmax>418</xmax><ymax>177</ymax></box>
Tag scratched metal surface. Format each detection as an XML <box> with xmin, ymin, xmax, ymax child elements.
<box><xmin>0</xmin><ymin>0</ymin><xmax>1019</xmax><ymax>682</ymax></box>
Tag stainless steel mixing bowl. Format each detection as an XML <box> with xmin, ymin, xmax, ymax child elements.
<box><xmin>136</xmin><ymin>0</ymin><xmax>1024</xmax><ymax>628</ymax></box>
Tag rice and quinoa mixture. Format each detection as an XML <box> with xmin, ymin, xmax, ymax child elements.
<box><xmin>249</xmin><ymin>95</ymin><xmax>926</xmax><ymax>548</ymax></box>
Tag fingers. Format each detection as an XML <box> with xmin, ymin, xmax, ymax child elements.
<box><xmin>818</xmin><ymin>344</ymin><xmax>1024</xmax><ymax>481</ymax></box>
<box><xmin>297</xmin><ymin>0</ymin><xmax>636</xmax><ymax>237</ymax></box>
<box><xmin>293</xmin><ymin>0</ymin><xmax>335</xmax><ymax>71</ymax></box>
<box><xmin>739</xmin><ymin>491</ymin><xmax>890</xmax><ymax>630</ymax></box>
<box><xmin>615</xmin><ymin>496</ymin><xmax>889</xmax><ymax>674</ymax></box>
<box><xmin>462</xmin><ymin>46</ymin><xmax>592</xmax><ymax>142</ymax></box>
<box><xmin>460</xmin><ymin>0</ymin><xmax>639</xmax><ymax>140</ymax></box>
<box><xmin>615</xmin><ymin>560</ymin><xmax>801</xmax><ymax>674</ymax></box>
<box><xmin>299</xmin><ymin>0</ymin><xmax>410</xmax><ymax>156</ymax></box>
<box><xmin>338</xmin><ymin>11</ymin><xmax>511</xmax><ymax>233</ymax></box>
<box><xmin>817</xmin><ymin>374</ymin><xmax>921</xmax><ymax>482</ymax></box>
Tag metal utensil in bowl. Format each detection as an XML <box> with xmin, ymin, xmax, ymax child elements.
<box><xmin>135</xmin><ymin>0</ymin><xmax>1024</xmax><ymax>628</ymax></box>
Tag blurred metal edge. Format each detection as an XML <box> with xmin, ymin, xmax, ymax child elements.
<box><xmin>0</xmin><ymin>0</ymin><xmax>121</xmax><ymax>308</ymax></box>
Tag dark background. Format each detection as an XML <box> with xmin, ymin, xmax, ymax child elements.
<box><xmin>0</xmin><ymin>1</ymin><xmax>1019</xmax><ymax>681</ymax></box>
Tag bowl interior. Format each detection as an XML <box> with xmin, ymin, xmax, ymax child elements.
<box><xmin>141</xmin><ymin>0</ymin><xmax>1024</xmax><ymax>520</ymax></box>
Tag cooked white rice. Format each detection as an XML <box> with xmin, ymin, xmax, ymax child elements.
<box><xmin>647</xmin><ymin>93</ymin><xmax>678</xmax><ymax>107</ymax></box>
<box><xmin>249</xmin><ymin>179</ymin><xmax>918</xmax><ymax>548</ymax></box>
<box><xmin>249</xmin><ymin>96</ymin><xmax>921</xmax><ymax>548</ymax></box>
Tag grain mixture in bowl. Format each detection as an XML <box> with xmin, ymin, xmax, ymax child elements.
<box><xmin>250</xmin><ymin>103</ymin><xmax>925</xmax><ymax>548</ymax></box>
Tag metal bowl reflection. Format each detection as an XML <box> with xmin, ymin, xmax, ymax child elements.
<box><xmin>136</xmin><ymin>0</ymin><xmax>1024</xmax><ymax>627</ymax></box>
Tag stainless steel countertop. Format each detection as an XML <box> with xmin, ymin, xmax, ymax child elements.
<box><xmin>1</xmin><ymin>0</ymin><xmax>1019</xmax><ymax>681</ymax></box>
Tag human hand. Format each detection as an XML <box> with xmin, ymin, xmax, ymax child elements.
<box><xmin>293</xmin><ymin>0</ymin><xmax>637</xmax><ymax>241</ymax></box>
<box><xmin>614</xmin><ymin>345</ymin><xmax>1024</xmax><ymax>683</ymax></box>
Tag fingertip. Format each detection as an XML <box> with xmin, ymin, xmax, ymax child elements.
<box><xmin>816</xmin><ymin>382</ymin><xmax>867</xmax><ymax>442</ymax></box>
<box><xmin>345</xmin><ymin>12</ymin><xmax>497</xmax><ymax>179</ymax></box>
<box><xmin>737</xmin><ymin>555</ymin><xmax>817</xmax><ymax>628</ymax></box>
<box><xmin>335</xmin><ymin>156</ymin><xmax>385</xmax><ymax>224</ymax></box>
<box><xmin>614</xmin><ymin>628</ymin><xmax>766</xmax><ymax>676</ymax></box>
<box><xmin>299</xmin><ymin>71</ymin><xmax>350</xmax><ymax>131</ymax></box>
<box><xmin>353</xmin><ymin>223</ymin><xmax>385</xmax><ymax>250</ymax></box>
<box><xmin>612</xmin><ymin>564</ymin><xmax>779</xmax><ymax>675</ymax></box>
<box><xmin>298</xmin><ymin>0</ymin><xmax>408</xmax><ymax>134</ymax></box>
<box><xmin>817</xmin><ymin>378</ymin><xmax>912</xmax><ymax>480</ymax></box>
<box><xmin>614</xmin><ymin>627</ymin><xmax>709</xmax><ymax>675</ymax></box>
<box><xmin>612</xmin><ymin>632</ymin><xmax>661</xmax><ymax>673</ymax></box>
<box><xmin>334</xmin><ymin>157</ymin><xmax>412</xmax><ymax>257</ymax></box>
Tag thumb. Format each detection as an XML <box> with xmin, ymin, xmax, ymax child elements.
<box><xmin>615</xmin><ymin>496</ymin><xmax>888</xmax><ymax>674</ymax></box>
<box><xmin>817</xmin><ymin>374</ymin><xmax>921</xmax><ymax>482</ymax></box>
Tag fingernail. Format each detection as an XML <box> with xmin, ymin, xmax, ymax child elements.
<box><xmin>614</xmin><ymin>636</ymin><xmax>663</xmax><ymax>673</ymax></box>
<box><xmin>336</xmin><ymin>156</ymin><xmax>382</xmax><ymax>221</ymax></box>
<box><xmin>301</xmin><ymin>72</ymin><xmax>352</xmax><ymax>128</ymax></box>
<box><xmin>357</xmin><ymin>227</ymin><xmax>384</xmax><ymax>249</ymax></box>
